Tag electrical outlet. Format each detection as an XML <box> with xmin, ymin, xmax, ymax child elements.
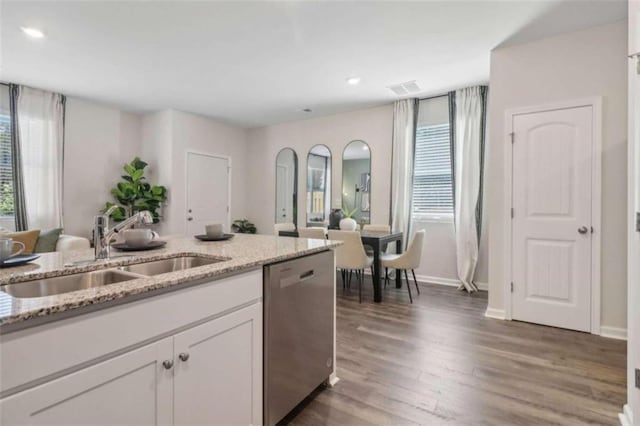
<box><xmin>636</xmin><ymin>368</ymin><xmax>640</xmax><ymax>389</ymax></box>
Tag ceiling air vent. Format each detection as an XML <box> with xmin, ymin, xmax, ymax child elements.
<box><xmin>387</xmin><ymin>80</ymin><xmax>421</xmax><ymax>96</ymax></box>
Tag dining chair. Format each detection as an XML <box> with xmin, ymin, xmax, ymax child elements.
<box><xmin>380</xmin><ymin>230</ymin><xmax>425</xmax><ymax>303</ymax></box>
<box><xmin>298</xmin><ymin>227</ymin><xmax>326</xmax><ymax>239</ymax></box>
<box><xmin>274</xmin><ymin>223</ymin><xmax>296</xmax><ymax>234</ymax></box>
<box><xmin>362</xmin><ymin>224</ymin><xmax>391</xmax><ymax>233</ymax></box>
<box><xmin>362</xmin><ymin>223</ymin><xmax>391</xmax><ymax>256</ymax></box>
<box><xmin>327</xmin><ymin>230</ymin><xmax>373</xmax><ymax>303</ymax></box>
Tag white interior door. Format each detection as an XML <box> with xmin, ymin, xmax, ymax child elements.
<box><xmin>186</xmin><ymin>152</ymin><xmax>230</xmax><ymax>236</ymax></box>
<box><xmin>511</xmin><ymin>106</ymin><xmax>593</xmax><ymax>332</ymax></box>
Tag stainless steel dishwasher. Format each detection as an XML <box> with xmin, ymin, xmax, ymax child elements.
<box><xmin>264</xmin><ymin>250</ymin><xmax>334</xmax><ymax>426</ymax></box>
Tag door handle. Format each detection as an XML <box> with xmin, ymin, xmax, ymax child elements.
<box><xmin>578</xmin><ymin>226</ymin><xmax>588</xmax><ymax>234</ymax></box>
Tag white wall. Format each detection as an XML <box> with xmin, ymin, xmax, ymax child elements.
<box><xmin>63</xmin><ymin>97</ymin><xmax>142</xmax><ymax>237</ymax></box>
<box><xmin>141</xmin><ymin>110</ymin><xmax>174</xmax><ymax>234</ymax></box>
<box><xmin>141</xmin><ymin>109</ymin><xmax>247</xmax><ymax>236</ymax></box>
<box><xmin>246</xmin><ymin>104</ymin><xmax>490</xmax><ymax>286</ymax></box>
<box><xmin>246</xmin><ymin>105</ymin><xmax>394</xmax><ymax>236</ymax></box>
<box><xmin>486</xmin><ymin>21</ymin><xmax>628</xmax><ymax>330</ymax></box>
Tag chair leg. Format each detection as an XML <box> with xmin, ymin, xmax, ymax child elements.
<box><xmin>412</xmin><ymin>269</ymin><xmax>420</xmax><ymax>294</ymax></box>
<box><xmin>404</xmin><ymin>270</ymin><xmax>413</xmax><ymax>303</ymax></box>
<box><xmin>384</xmin><ymin>267</ymin><xmax>389</xmax><ymax>288</ymax></box>
<box><xmin>341</xmin><ymin>269</ymin><xmax>346</xmax><ymax>289</ymax></box>
<box><xmin>348</xmin><ymin>270</ymin><xmax>353</xmax><ymax>289</ymax></box>
<box><xmin>358</xmin><ymin>269</ymin><xmax>363</xmax><ymax>303</ymax></box>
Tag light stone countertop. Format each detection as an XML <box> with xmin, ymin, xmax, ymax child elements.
<box><xmin>0</xmin><ymin>234</ymin><xmax>341</xmax><ymax>330</ymax></box>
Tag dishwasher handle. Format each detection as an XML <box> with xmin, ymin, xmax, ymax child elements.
<box><xmin>280</xmin><ymin>269</ymin><xmax>315</xmax><ymax>288</ymax></box>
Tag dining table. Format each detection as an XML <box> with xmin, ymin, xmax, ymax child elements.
<box><xmin>278</xmin><ymin>229</ymin><xmax>403</xmax><ymax>303</ymax></box>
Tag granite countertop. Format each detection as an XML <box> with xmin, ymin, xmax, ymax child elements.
<box><xmin>0</xmin><ymin>234</ymin><xmax>341</xmax><ymax>330</ymax></box>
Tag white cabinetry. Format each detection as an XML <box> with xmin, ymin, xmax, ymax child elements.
<box><xmin>174</xmin><ymin>304</ymin><xmax>262</xmax><ymax>425</ymax></box>
<box><xmin>0</xmin><ymin>338</ymin><xmax>174</xmax><ymax>425</ymax></box>
<box><xmin>0</xmin><ymin>270</ymin><xmax>263</xmax><ymax>426</ymax></box>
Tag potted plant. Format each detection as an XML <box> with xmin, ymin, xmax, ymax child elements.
<box><xmin>339</xmin><ymin>204</ymin><xmax>358</xmax><ymax>231</ymax></box>
<box><xmin>102</xmin><ymin>157</ymin><xmax>168</xmax><ymax>223</ymax></box>
<box><xmin>231</xmin><ymin>219</ymin><xmax>257</xmax><ymax>234</ymax></box>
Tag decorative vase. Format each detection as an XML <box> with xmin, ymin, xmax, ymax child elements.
<box><xmin>339</xmin><ymin>218</ymin><xmax>357</xmax><ymax>231</ymax></box>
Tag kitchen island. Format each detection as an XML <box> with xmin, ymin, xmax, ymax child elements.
<box><xmin>0</xmin><ymin>234</ymin><xmax>340</xmax><ymax>425</ymax></box>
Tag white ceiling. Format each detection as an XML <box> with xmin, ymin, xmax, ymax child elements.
<box><xmin>0</xmin><ymin>0</ymin><xmax>627</xmax><ymax>128</ymax></box>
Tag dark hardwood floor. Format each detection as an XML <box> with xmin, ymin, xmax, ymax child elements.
<box><xmin>288</xmin><ymin>277</ymin><xmax>627</xmax><ymax>425</ymax></box>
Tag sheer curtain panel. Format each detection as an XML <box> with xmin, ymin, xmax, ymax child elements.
<box><xmin>451</xmin><ymin>86</ymin><xmax>487</xmax><ymax>293</ymax></box>
<box><xmin>16</xmin><ymin>86</ymin><xmax>65</xmax><ymax>230</ymax></box>
<box><xmin>390</xmin><ymin>98</ymin><xmax>417</xmax><ymax>250</ymax></box>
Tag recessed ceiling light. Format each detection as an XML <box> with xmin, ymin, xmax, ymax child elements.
<box><xmin>346</xmin><ymin>77</ymin><xmax>361</xmax><ymax>85</ymax></box>
<box><xmin>20</xmin><ymin>26</ymin><xmax>45</xmax><ymax>39</ymax></box>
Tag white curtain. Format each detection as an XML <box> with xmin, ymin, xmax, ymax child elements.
<box><xmin>452</xmin><ymin>87</ymin><xmax>485</xmax><ymax>292</ymax></box>
<box><xmin>16</xmin><ymin>86</ymin><xmax>65</xmax><ymax>230</ymax></box>
<box><xmin>390</xmin><ymin>99</ymin><xmax>417</xmax><ymax>250</ymax></box>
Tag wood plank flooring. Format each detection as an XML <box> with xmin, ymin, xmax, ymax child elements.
<box><xmin>287</xmin><ymin>278</ymin><xmax>627</xmax><ymax>425</ymax></box>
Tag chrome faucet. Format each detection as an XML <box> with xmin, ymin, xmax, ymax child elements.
<box><xmin>93</xmin><ymin>209</ymin><xmax>154</xmax><ymax>260</ymax></box>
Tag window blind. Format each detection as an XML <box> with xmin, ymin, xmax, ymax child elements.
<box><xmin>412</xmin><ymin>123</ymin><xmax>453</xmax><ymax>218</ymax></box>
<box><xmin>0</xmin><ymin>113</ymin><xmax>14</xmax><ymax>218</ymax></box>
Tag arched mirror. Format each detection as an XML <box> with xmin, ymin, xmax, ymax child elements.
<box><xmin>275</xmin><ymin>148</ymin><xmax>298</xmax><ymax>227</ymax></box>
<box><xmin>306</xmin><ymin>145</ymin><xmax>332</xmax><ymax>227</ymax></box>
<box><xmin>342</xmin><ymin>140</ymin><xmax>371</xmax><ymax>225</ymax></box>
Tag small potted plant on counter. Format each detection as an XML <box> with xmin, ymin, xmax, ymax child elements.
<box><xmin>231</xmin><ymin>219</ymin><xmax>257</xmax><ymax>234</ymax></box>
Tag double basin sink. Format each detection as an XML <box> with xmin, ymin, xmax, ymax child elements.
<box><xmin>0</xmin><ymin>256</ymin><xmax>222</xmax><ymax>299</ymax></box>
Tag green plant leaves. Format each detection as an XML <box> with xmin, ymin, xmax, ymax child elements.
<box><xmin>231</xmin><ymin>219</ymin><xmax>257</xmax><ymax>234</ymax></box>
<box><xmin>105</xmin><ymin>157</ymin><xmax>168</xmax><ymax>223</ymax></box>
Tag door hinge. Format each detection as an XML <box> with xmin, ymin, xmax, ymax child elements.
<box><xmin>509</xmin><ymin>132</ymin><xmax>515</xmax><ymax>144</ymax></box>
<box><xmin>510</xmin><ymin>282</ymin><xmax>514</xmax><ymax>293</ymax></box>
<box><xmin>511</xmin><ymin>208</ymin><xmax>514</xmax><ymax>219</ymax></box>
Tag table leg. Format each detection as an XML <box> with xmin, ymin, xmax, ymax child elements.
<box><xmin>395</xmin><ymin>238</ymin><xmax>403</xmax><ymax>289</ymax></box>
<box><xmin>372</xmin><ymin>243</ymin><xmax>382</xmax><ymax>303</ymax></box>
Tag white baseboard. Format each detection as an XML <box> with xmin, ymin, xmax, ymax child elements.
<box><xmin>619</xmin><ymin>404</ymin><xmax>633</xmax><ymax>426</ymax></box>
<box><xmin>475</xmin><ymin>281</ymin><xmax>489</xmax><ymax>291</ymax></box>
<box><xmin>484</xmin><ymin>307</ymin><xmax>507</xmax><ymax>320</ymax></box>
<box><xmin>600</xmin><ymin>326</ymin><xmax>628</xmax><ymax>340</ymax></box>
<box><xmin>415</xmin><ymin>274</ymin><xmax>460</xmax><ymax>287</ymax></box>
<box><xmin>414</xmin><ymin>274</ymin><xmax>488</xmax><ymax>291</ymax></box>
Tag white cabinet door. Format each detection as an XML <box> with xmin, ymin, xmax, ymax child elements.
<box><xmin>173</xmin><ymin>303</ymin><xmax>262</xmax><ymax>426</ymax></box>
<box><xmin>0</xmin><ymin>337</ymin><xmax>173</xmax><ymax>425</ymax></box>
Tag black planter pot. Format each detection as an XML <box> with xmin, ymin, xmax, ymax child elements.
<box><xmin>329</xmin><ymin>209</ymin><xmax>344</xmax><ymax>230</ymax></box>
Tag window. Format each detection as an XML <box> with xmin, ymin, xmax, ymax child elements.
<box><xmin>412</xmin><ymin>96</ymin><xmax>453</xmax><ymax>221</ymax></box>
<box><xmin>0</xmin><ymin>84</ymin><xmax>14</xmax><ymax>229</ymax></box>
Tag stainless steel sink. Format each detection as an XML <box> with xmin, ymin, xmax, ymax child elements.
<box><xmin>0</xmin><ymin>255</ymin><xmax>222</xmax><ymax>299</ymax></box>
<box><xmin>117</xmin><ymin>256</ymin><xmax>221</xmax><ymax>276</ymax></box>
<box><xmin>0</xmin><ymin>269</ymin><xmax>143</xmax><ymax>299</ymax></box>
